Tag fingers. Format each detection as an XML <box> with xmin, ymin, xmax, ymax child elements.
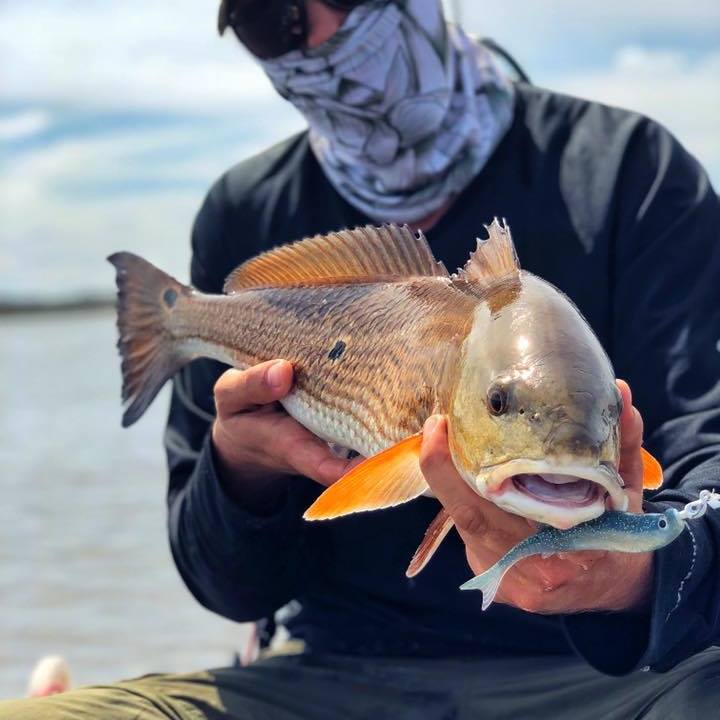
<box><xmin>214</xmin><ymin>360</ymin><xmax>294</xmax><ymax>418</ymax></box>
<box><xmin>488</xmin><ymin>549</ymin><xmax>653</xmax><ymax>614</ymax></box>
<box><xmin>617</xmin><ymin>379</ymin><xmax>643</xmax><ymax>451</ymax></box>
<box><xmin>616</xmin><ymin>379</ymin><xmax>645</xmax><ymax>494</ymax></box>
<box><xmin>420</xmin><ymin>416</ymin><xmax>488</xmax><ymax>536</ymax></box>
<box><xmin>212</xmin><ymin>360</ymin><xmax>354</xmax><ymax>487</ymax></box>
<box><xmin>274</xmin><ymin>420</ymin><xmax>359</xmax><ymax>486</ymax></box>
<box><xmin>420</xmin><ymin>416</ymin><xmax>530</xmax><ymax>544</ymax></box>
<box><xmin>419</xmin><ymin>414</ymin><xmax>628</xmax><ymax>612</ymax></box>
<box><xmin>213</xmin><ymin>409</ymin><xmax>353</xmax><ymax>487</ymax></box>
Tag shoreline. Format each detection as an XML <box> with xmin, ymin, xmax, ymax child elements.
<box><xmin>0</xmin><ymin>296</ymin><xmax>115</xmax><ymax>316</ymax></box>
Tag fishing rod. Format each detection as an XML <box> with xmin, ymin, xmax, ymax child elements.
<box><xmin>449</xmin><ymin>0</ymin><xmax>531</xmax><ymax>84</ymax></box>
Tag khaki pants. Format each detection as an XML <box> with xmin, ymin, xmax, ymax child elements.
<box><xmin>2</xmin><ymin>648</ymin><xmax>719</xmax><ymax>720</ymax></box>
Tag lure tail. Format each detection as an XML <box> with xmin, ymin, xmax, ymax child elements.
<box><xmin>460</xmin><ymin>562</ymin><xmax>508</xmax><ymax>610</ymax></box>
<box><xmin>108</xmin><ymin>252</ymin><xmax>194</xmax><ymax>427</ymax></box>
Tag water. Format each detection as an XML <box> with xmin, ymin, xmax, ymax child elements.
<box><xmin>0</xmin><ymin>309</ymin><xmax>250</xmax><ymax>698</ymax></box>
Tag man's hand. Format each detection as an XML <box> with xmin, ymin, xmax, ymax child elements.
<box><xmin>212</xmin><ymin>360</ymin><xmax>355</xmax><ymax>512</ymax></box>
<box><xmin>419</xmin><ymin>380</ymin><xmax>653</xmax><ymax>613</ymax></box>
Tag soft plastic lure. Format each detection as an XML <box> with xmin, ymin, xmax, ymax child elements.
<box><xmin>461</xmin><ymin>490</ymin><xmax>720</xmax><ymax>610</ymax></box>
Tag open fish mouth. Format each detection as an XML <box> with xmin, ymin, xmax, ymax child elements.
<box><xmin>512</xmin><ymin>473</ymin><xmax>600</xmax><ymax>506</ymax></box>
<box><xmin>472</xmin><ymin>460</ymin><xmax>628</xmax><ymax>529</ymax></box>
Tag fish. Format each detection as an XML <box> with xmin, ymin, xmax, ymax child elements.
<box><xmin>460</xmin><ymin>490</ymin><xmax>720</xmax><ymax>610</ymax></box>
<box><xmin>109</xmin><ymin>220</ymin><xmax>663</xmax><ymax>574</ymax></box>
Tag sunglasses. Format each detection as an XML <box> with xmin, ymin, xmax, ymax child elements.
<box><xmin>218</xmin><ymin>0</ymin><xmax>371</xmax><ymax>59</ymax></box>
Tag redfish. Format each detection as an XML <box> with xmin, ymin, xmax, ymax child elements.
<box><xmin>109</xmin><ymin>221</ymin><xmax>662</xmax><ymax>573</ymax></box>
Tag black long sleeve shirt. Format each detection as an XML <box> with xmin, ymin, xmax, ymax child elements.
<box><xmin>165</xmin><ymin>83</ymin><xmax>720</xmax><ymax>676</ymax></box>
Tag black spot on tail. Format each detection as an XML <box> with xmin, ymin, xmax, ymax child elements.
<box><xmin>107</xmin><ymin>252</ymin><xmax>191</xmax><ymax>427</ymax></box>
<box><xmin>163</xmin><ymin>288</ymin><xmax>178</xmax><ymax>308</ymax></box>
<box><xmin>328</xmin><ymin>340</ymin><xmax>346</xmax><ymax>361</ymax></box>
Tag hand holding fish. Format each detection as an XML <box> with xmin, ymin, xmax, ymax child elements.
<box><xmin>110</xmin><ymin>221</ymin><xmax>665</xmax><ymax>589</ymax></box>
<box><xmin>212</xmin><ymin>359</ymin><xmax>357</xmax><ymax>513</ymax></box>
<box><xmin>419</xmin><ymin>380</ymin><xmax>653</xmax><ymax>614</ymax></box>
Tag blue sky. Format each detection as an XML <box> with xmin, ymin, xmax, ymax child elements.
<box><xmin>1</xmin><ymin>0</ymin><xmax>719</xmax><ymax>301</ymax></box>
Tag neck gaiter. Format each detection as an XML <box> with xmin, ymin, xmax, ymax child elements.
<box><xmin>261</xmin><ymin>0</ymin><xmax>514</xmax><ymax>223</ymax></box>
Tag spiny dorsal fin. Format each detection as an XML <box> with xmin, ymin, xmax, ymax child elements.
<box><xmin>454</xmin><ymin>218</ymin><xmax>520</xmax><ymax>286</ymax></box>
<box><xmin>224</xmin><ymin>224</ymin><xmax>449</xmax><ymax>293</ymax></box>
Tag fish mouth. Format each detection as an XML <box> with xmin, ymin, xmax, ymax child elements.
<box><xmin>471</xmin><ymin>459</ymin><xmax>628</xmax><ymax>529</ymax></box>
<box><xmin>512</xmin><ymin>473</ymin><xmax>600</xmax><ymax>507</ymax></box>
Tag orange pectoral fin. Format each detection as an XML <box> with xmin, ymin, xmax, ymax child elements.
<box><xmin>303</xmin><ymin>434</ymin><xmax>427</xmax><ymax>521</ymax></box>
<box><xmin>406</xmin><ymin>507</ymin><xmax>455</xmax><ymax>578</ymax></box>
<box><xmin>641</xmin><ymin>447</ymin><xmax>664</xmax><ymax>489</ymax></box>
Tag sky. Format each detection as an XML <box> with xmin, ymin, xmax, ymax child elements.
<box><xmin>1</xmin><ymin>0</ymin><xmax>719</xmax><ymax>302</ymax></box>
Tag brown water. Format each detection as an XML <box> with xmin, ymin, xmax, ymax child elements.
<box><xmin>0</xmin><ymin>309</ymin><xmax>250</xmax><ymax>698</ymax></box>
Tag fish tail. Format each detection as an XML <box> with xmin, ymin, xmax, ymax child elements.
<box><xmin>108</xmin><ymin>252</ymin><xmax>193</xmax><ymax>427</ymax></box>
<box><xmin>459</xmin><ymin>562</ymin><xmax>507</xmax><ymax>611</ymax></box>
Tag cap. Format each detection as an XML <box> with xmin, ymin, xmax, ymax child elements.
<box><xmin>218</xmin><ymin>0</ymin><xmax>374</xmax><ymax>36</ymax></box>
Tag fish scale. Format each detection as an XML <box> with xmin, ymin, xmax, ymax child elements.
<box><xmin>166</xmin><ymin>277</ymin><xmax>470</xmax><ymax>457</ymax></box>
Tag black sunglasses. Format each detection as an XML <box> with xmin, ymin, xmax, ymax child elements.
<box><xmin>218</xmin><ymin>0</ymin><xmax>372</xmax><ymax>59</ymax></box>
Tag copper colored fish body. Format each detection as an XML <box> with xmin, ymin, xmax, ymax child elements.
<box><xmin>131</xmin><ymin>265</ymin><xmax>471</xmax><ymax>457</ymax></box>
<box><xmin>228</xmin><ymin>277</ymin><xmax>472</xmax><ymax>459</ymax></box>
<box><xmin>110</xmin><ymin>221</ymin><xmax>662</xmax><ymax>575</ymax></box>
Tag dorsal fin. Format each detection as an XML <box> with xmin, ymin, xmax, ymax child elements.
<box><xmin>454</xmin><ymin>218</ymin><xmax>520</xmax><ymax>286</ymax></box>
<box><xmin>223</xmin><ymin>224</ymin><xmax>449</xmax><ymax>293</ymax></box>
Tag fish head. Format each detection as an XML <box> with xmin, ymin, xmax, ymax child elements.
<box><xmin>625</xmin><ymin>509</ymin><xmax>685</xmax><ymax>550</ymax></box>
<box><xmin>659</xmin><ymin>508</ymin><xmax>686</xmax><ymax>538</ymax></box>
<box><xmin>447</xmin><ymin>273</ymin><xmax>626</xmax><ymax>530</ymax></box>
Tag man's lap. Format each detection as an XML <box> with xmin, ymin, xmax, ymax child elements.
<box><xmin>2</xmin><ymin>647</ymin><xmax>719</xmax><ymax>720</ymax></box>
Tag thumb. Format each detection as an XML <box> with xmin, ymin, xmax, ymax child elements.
<box><xmin>419</xmin><ymin>415</ymin><xmax>454</xmax><ymax>480</ymax></box>
<box><xmin>616</xmin><ymin>379</ymin><xmax>644</xmax><ymax>494</ymax></box>
<box><xmin>420</xmin><ymin>415</ymin><xmax>488</xmax><ymax>536</ymax></box>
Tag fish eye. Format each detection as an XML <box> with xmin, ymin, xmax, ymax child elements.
<box><xmin>487</xmin><ymin>384</ymin><xmax>509</xmax><ymax>416</ymax></box>
<box><xmin>658</xmin><ymin>517</ymin><xmax>668</xmax><ymax>529</ymax></box>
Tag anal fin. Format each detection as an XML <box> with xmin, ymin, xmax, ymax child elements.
<box><xmin>406</xmin><ymin>507</ymin><xmax>455</xmax><ymax>578</ymax></box>
<box><xmin>303</xmin><ymin>434</ymin><xmax>426</xmax><ymax>521</ymax></box>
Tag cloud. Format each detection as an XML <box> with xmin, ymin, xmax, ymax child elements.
<box><xmin>550</xmin><ymin>48</ymin><xmax>720</xmax><ymax>181</ymax></box>
<box><xmin>2</xmin><ymin>1</ymin><xmax>718</xmax><ymax>302</ymax></box>
<box><xmin>0</xmin><ymin>0</ymin><xmax>304</xmax><ymax>301</ymax></box>
<box><xmin>0</xmin><ymin>113</ymin><xmax>303</xmax><ymax>301</ymax></box>
<box><xmin>0</xmin><ymin>0</ymin><xmax>282</xmax><ymax>113</ymax></box>
<box><xmin>4</xmin><ymin>1</ymin><xmax>718</xmax><ymax>113</ymax></box>
<box><xmin>454</xmin><ymin>0</ymin><xmax>720</xmax><ymax>43</ymax></box>
<box><xmin>0</xmin><ymin>111</ymin><xmax>51</xmax><ymax>141</ymax></box>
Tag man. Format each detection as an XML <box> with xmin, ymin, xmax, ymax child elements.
<box><xmin>3</xmin><ymin>0</ymin><xmax>719</xmax><ymax>717</ymax></box>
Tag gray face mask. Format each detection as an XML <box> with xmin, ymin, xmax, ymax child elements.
<box><xmin>261</xmin><ymin>0</ymin><xmax>514</xmax><ymax>224</ymax></box>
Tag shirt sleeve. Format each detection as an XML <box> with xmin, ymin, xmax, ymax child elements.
<box><xmin>165</xmin><ymin>180</ymin><xmax>322</xmax><ymax>622</ymax></box>
<box><xmin>561</xmin><ymin>118</ymin><xmax>720</xmax><ymax>674</ymax></box>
